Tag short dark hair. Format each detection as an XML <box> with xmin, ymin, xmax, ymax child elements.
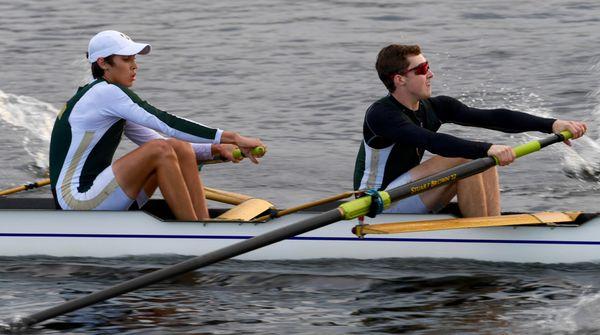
<box><xmin>86</xmin><ymin>53</ymin><xmax>115</xmax><ymax>79</ymax></box>
<box><xmin>376</xmin><ymin>44</ymin><xmax>421</xmax><ymax>92</ymax></box>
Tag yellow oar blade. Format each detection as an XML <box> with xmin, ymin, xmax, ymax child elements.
<box><xmin>216</xmin><ymin>198</ymin><xmax>275</xmax><ymax>221</ymax></box>
<box><xmin>354</xmin><ymin>211</ymin><xmax>582</xmax><ymax>236</ymax></box>
<box><xmin>204</xmin><ymin>187</ymin><xmax>275</xmax><ymax>220</ymax></box>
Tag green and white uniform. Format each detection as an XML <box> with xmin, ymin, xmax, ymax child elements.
<box><xmin>49</xmin><ymin>78</ymin><xmax>221</xmax><ymax>210</ymax></box>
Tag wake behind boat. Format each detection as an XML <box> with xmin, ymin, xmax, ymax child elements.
<box><xmin>1</xmin><ymin>197</ymin><xmax>598</xmax><ymax>263</ymax></box>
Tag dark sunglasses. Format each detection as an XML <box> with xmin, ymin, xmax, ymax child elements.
<box><xmin>400</xmin><ymin>61</ymin><xmax>430</xmax><ymax>76</ymax></box>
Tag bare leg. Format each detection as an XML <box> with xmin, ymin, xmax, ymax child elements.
<box><xmin>165</xmin><ymin>139</ymin><xmax>209</xmax><ymax>219</ymax></box>
<box><xmin>112</xmin><ymin>140</ymin><xmax>197</xmax><ymax>221</ymax></box>
<box><xmin>408</xmin><ymin>156</ymin><xmax>460</xmax><ymax>211</ymax></box>
<box><xmin>119</xmin><ymin>140</ymin><xmax>210</xmax><ymax>219</ymax></box>
<box><xmin>481</xmin><ymin>166</ymin><xmax>500</xmax><ymax>216</ymax></box>
<box><xmin>142</xmin><ymin>174</ymin><xmax>158</xmax><ymax>199</ymax></box>
<box><xmin>407</xmin><ymin>156</ymin><xmax>499</xmax><ymax>217</ymax></box>
<box><xmin>456</xmin><ymin>173</ymin><xmax>488</xmax><ymax>217</ymax></box>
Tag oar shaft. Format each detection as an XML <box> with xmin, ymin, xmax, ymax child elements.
<box><xmin>0</xmin><ymin>178</ymin><xmax>50</xmax><ymax>196</ymax></box>
<box><xmin>391</xmin><ymin>132</ymin><xmax>571</xmax><ymax>201</ymax></box>
<box><xmin>253</xmin><ymin>191</ymin><xmax>357</xmax><ymax>221</ymax></box>
<box><xmin>387</xmin><ymin>157</ymin><xmax>493</xmax><ymax>201</ymax></box>
<box><xmin>204</xmin><ymin>187</ymin><xmax>254</xmax><ymax>205</ymax></box>
<box><xmin>18</xmin><ymin>208</ymin><xmax>344</xmax><ymax>327</ymax></box>
<box><xmin>276</xmin><ymin>191</ymin><xmax>356</xmax><ymax>217</ymax></box>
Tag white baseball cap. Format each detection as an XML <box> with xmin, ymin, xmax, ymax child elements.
<box><xmin>87</xmin><ymin>30</ymin><xmax>151</xmax><ymax>63</ymax></box>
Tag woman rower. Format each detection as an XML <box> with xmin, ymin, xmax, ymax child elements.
<box><xmin>49</xmin><ymin>30</ymin><xmax>265</xmax><ymax>220</ymax></box>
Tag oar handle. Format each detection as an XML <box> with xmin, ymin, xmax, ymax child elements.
<box><xmin>232</xmin><ymin>146</ymin><xmax>266</xmax><ymax>160</ymax></box>
<box><xmin>514</xmin><ymin>130</ymin><xmax>572</xmax><ymax>158</ymax></box>
<box><xmin>199</xmin><ymin>146</ymin><xmax>266</xmax><ymax>169</ymax></box>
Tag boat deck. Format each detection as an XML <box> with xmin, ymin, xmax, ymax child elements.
<box><xmin>0</xmin><ymin>197</ymin><xmax>467</xmax><ymax>222</ymax></box>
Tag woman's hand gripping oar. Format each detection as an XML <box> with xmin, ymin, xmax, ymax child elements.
<box><xmin>8</xmin><ymin>131</ymin><xmax>573</xmax><ymax>330</ymax></box>
<box><xmin>201</xmin><ymin>146</ymin><xmax>266</xmax><ymax>166</ymax></box>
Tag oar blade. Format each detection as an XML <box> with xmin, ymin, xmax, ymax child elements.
<box><xmin>216</xmin><ymin>198</ymin><xmax>275</xmax><ymax>221</ymax></box>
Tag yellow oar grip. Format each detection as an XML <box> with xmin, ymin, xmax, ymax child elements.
<box><xmin>494</xmin><ymin>130</ymin><xmax>573</xmax><ymax>164</ymax></box>
<box><xmin>513</xmin><ymin>141</ymin><xmax>541</xmax><ymax>159</ymax></box>
<box><xmin>233</xmin><ymin>146</ymin><xmax>266</xmax><ymax>160</ymax></box>
<box><xmin>338</xmin><ymin>191</ymin><xmax>391</xmax><ymax>220</ymax></box>
<box><xmin>560</xmin><ymin>130</ymin><xmax>574</xmax><ymax>140</ymax></box>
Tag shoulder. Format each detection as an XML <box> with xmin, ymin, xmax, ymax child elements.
<box><xmin>366</xmin><ymin>96</ymin><xmax>398</xmax><ymax>117</ymax></box>
<box><xmin>428</xmin><ymin>95</ymin><xmax>463</xmax><ymax>107</ymax></box>
<box><xmin>91</xmin><ymin>81</ymin><xmax>142</xmax><ymax>103</ymax></box>
<box><xmin>427</xmin><ymin>95</ymin><xmax>468</xmax><ymax>115</ymax></box>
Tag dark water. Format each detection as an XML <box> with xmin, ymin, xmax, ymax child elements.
<box><xmin>3</xmin><ymin>256</ymin><xmax>600</xmax><ymax>334</ymax></box>
<box><xmin>1</xmin><ymin>0</ymin><xmax>600</xmax><ymax>333</ymax></box>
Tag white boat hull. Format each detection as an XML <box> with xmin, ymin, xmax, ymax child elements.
<box><xmin>1</xmin><ymin>201</ymin><xmax>599</xmax><ymax>263</ymax></box>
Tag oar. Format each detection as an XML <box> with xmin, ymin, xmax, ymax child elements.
<box><xmin>203</xmin><ymin>187</ymin><xmax>254</xmax><ymax>205</ymax></box>
<box><xmin>252</xmin><ymin>190</ymin><xmax>359</xmax><ymax>222</ymax></box>
<box><xmin>0</xmin><ymin>179</ymin><xmax>50</xmax><ymax>197</ymax></box>
<box><xmin>201</xmin><ymin>146</ymin><xmax>266</xmax><ymax>165</ymax></box>
<box><xmin>353</xmin><ymin>211</ymin><xmax>582</xmax><ymax>236</ymax></box>
<box><xmin>11</xmin><ymin>131</ymin><xmax>571</xmax><ymax>329</ymax></box>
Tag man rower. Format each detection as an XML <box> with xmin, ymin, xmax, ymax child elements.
<box><xmin>49</xmin><ymin>30</ymin><xmax>265</xmax><ymax>220</ymax></box>
<box><xmin>354</xmin><ymin>44</ymin><xmax>587</xmax><ymax>217</ymax></box>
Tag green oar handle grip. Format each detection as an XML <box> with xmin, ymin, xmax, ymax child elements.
<box><xmin>198</xmin><ymin>146</ymin><xmax>266</xmax><ymax>171</ymax></box>
<box><xmin>339</xmin><ymin>191</ymin><xmax>391</xmax><ymax>220</ymax></box>
<box><xmin>232</xmin><ymin>146</ymin><xmax>266</xmax><ymax>160</ymax></box>
<box><xmin>494</xmin><ymin>130</ymin><xmax>573</xmax><ymax>164</ymax></box>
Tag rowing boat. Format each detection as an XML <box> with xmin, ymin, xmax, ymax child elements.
<box><xmin>1</xmin><ymin>197</ymin><xmax>598</xmax><ymax>263</ymax></box>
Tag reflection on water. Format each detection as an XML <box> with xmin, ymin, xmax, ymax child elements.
<box><xmin>1</xmin><ymin>257</ymin><xmax>600</xmax><ymax>334</ymax></box>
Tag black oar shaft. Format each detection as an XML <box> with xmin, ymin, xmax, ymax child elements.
<box><xmin>18</xmin><ymin>208</ymin><xmax>343</xmax><ymax>327</ymax></box>
<box><xmin>387</xmin><ymin>157</ymin><xmax>494</xmax><ymax>200</ymax></box>
<box><xmin>388</xmin><ymin>132</ymin><xmax>568</xmax><ymax>201</ymax></box>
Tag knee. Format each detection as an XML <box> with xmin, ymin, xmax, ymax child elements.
<box><xmin>166</xmin><ymin>139</ymin><xmax>195</xmax><ymax>159</ymax></box>
<box><xmin>485</xmin><ymin>165</ymin><xmax>499</xmax><ymax>177</ymax></box>
<box><xmin>145</xmin><ymin>139</ymin><xmax>177</xmax><ymax>161</ymax></box>
<box><xmin>447</xmin><ymin>157</ymin><xmax>470</xmax><ymax>165</ymax></box>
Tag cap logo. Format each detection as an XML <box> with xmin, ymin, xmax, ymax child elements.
<box><xmin>119</xmin><ymin>33</ymin><xmax>132</xmax><ymax>41</ymax></box>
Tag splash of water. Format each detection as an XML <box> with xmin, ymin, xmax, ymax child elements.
<box><xmin>522</xmin><ymin>290</ymin><xmax>600</xmax><ymax>333</ymax></box>
<box><xmin>509</xmin><ymin>91</ymin><xmax>600</xmax><ymax>183</ymax></box>
<box><xmin>0</xmin><ymin>90</ymin><xmax>58</xmax><ymax>170</ymax></box>
<box><xmin>0</xmin><ymin>316</ymin><xmax>27</xmax><ymax>334</ymax></box>
<box><xmin>560</xmin><ymin>59</ymin><xmax>600</xmax><ymax>182</ymax></box>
